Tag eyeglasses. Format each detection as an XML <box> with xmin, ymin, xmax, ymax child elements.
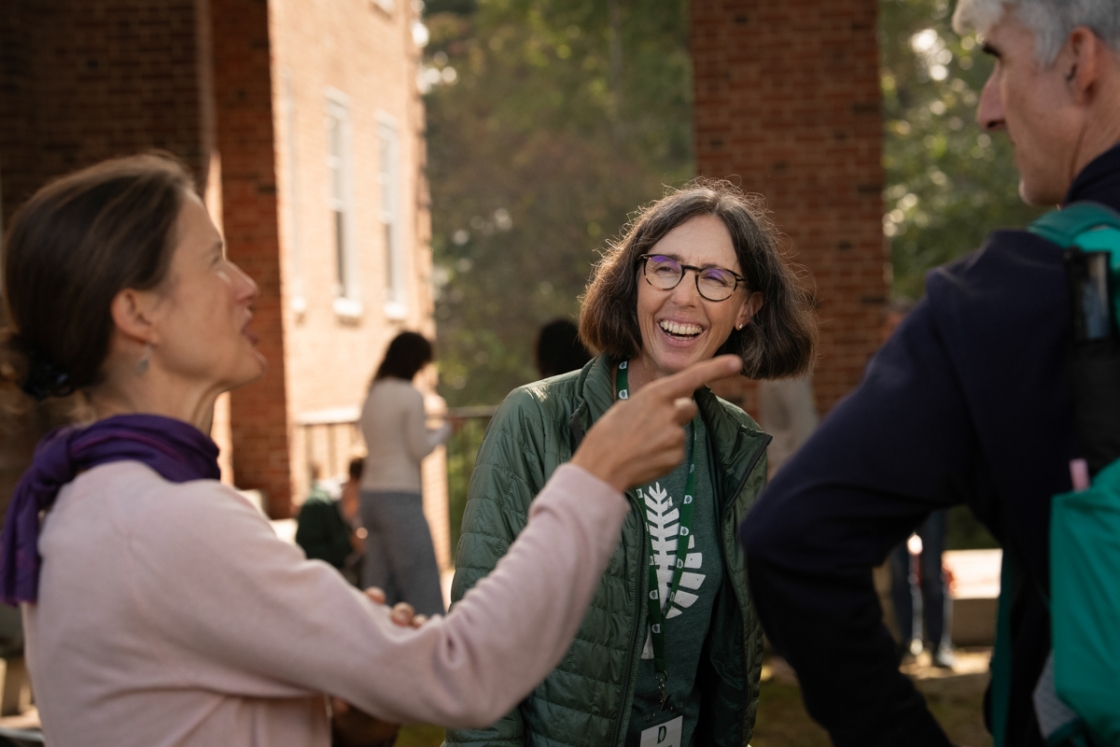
<box><xmin>638</xmin><ymin>254</ymin><xmax>746</xmax><ymax>302</ymax></box>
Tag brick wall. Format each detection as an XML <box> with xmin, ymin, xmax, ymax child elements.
<box><xmin>0</xmin><ymin>0</ymin><xmax>214</xmax><ymax>510</ymax></box>
<box><xmin>269</xmin><ymin>0</ymin><xmax>441</xmax><ymax>514</ymax></box>
<box><xmin>0</xmin><ymin>0</ymin><xmax>465</xmax><ymax>541</ymax></box>
<box><xmin>690</xmin><ymin>0</ymin><xmax>887</xmax><ymax>416</ymax></box>
<box><xmin>209</xmin><ymin>0</ymin><xmax>293</xmax><ymax>517</ymax></box>
<box><xmin>0</xmin><ymin>0</ymin><xmax>210</xmax><ymax>223</ymax></box>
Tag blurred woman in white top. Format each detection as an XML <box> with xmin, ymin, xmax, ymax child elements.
<box><xmin>359</xmin><ymin>332</ymin><xmax>450</xmax><ymax>615</ymax></box>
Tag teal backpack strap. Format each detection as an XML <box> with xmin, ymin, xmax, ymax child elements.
<box><xmin>1027</xmin><ymin>201</ymin><xmax>1120</xmax><ymax>247</ymax></box>
<box><xmin>991</xmin><ymin>553</ymin><xmax>1015</xmax><ymax>747</ymax></box>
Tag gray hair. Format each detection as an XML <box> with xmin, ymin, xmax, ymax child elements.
<box><xmin>953</xmin><ymin>0</ymin><xmax>1120</xmax><ymax>64</ymax></box>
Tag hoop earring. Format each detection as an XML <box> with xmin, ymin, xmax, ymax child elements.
<box><xmin>136</xmin><ymin>343</ymin><xmax>152</xmax><ymax>376</ymax></box>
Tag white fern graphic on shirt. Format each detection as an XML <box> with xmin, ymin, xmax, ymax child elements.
<box><xmin>639</xmin><ymin>482</ymin><xmax>705</xmax><ymax>659</ymax></box>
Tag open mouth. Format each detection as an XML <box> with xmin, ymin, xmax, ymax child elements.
<box><xmin>659</xmin><ymin>319</ymin><xmax>703</xmax><ymax>340</ymax></box>
<box><xmin>243</xmin><ymin>320</ymin><xmax>259</xmax><ymax>345</ymax></box>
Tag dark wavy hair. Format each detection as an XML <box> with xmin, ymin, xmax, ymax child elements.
<box><xmin>579</xmin><ymin>179</ymin><xmax>817</xmax><ymax>379</ymax></box>
<box><xmin>1</xmin><ymin>153</ymin><xmax>195</xmax><ymax>399</ymax></box>
<box><xmin>373</xmin><ymin>332</ymin><xmax>434</xmax><ymax>383</ymax></box>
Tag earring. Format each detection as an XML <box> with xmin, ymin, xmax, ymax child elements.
<box><xmin>136</xmin><ymin>343</ymin><xmax>152</xmax><ymax>376</ymax></box>
<box><xmin>736</xmin><ymin>323</ymin><xmax>745</xmax><ymax>331</ymax></box>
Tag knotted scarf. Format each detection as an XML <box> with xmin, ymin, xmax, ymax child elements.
<box><xmin>0</xmin><ymin>413</ymin><xmax>220</xmax><ymax>605</ymax></box>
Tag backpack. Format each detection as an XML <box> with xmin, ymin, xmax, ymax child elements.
<box><xmin>991</xmin><ymin>202</ymin><xmax>1120</xmax><ymax>747</ymax></box>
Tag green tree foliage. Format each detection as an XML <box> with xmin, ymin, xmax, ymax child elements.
<box><xmin>425</xmin><ymin>0</ymin><xmax>1048</xmax><ymax>405</ymax></box>
<box><xmin>423</xmin><ymin>0</ymin><xmax>694</xmax><ymax>406</ymax></box>
<box><xmin>881</xmin><ymin>0</ymin><xmax>1044</xmax><ymax>300</ymax></box>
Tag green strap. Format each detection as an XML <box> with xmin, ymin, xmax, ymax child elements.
<box><xmin>992</xmin><ymin>554</ymin><xmax>1014</xmax><ymax>747</ymax></box>
<box><xmin>1027</xmin><ymin>202</ymin><xmax>1120</xmax><ymax>247</ymax></box>
<box><xmin>616</xmin><ymin>361</ymin><xmax>699</xmax><ymax>706</ymax></box>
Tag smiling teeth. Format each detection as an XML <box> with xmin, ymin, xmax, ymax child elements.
<box><xmin>659</xmin><ymin>320</ymin><xmax>702</xmax><ymax>336</ymax></box>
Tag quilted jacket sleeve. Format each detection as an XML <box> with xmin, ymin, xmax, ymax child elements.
<box><xmin>445</xmin><ymin>388</ymin><xmax>551</xmax><ymax>746</ymax></box>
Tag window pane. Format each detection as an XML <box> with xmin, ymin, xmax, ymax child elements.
<box><xmin>385</xmin><ymin>223</ymin><xmax>396</xmax><ymax>295</ymax></box>
<box><xmin>335</xmin><ymin>209</ymin><xmax>346</xmax><ymax>290</ymax></box>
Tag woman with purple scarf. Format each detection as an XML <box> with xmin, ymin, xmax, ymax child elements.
<box><xmin>0</xmin><ymin>154</ymin><xmax>741</xmax><ymax>747</ymax></box>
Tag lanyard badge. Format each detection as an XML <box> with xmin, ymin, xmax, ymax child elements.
<box><xmin>617</xmin><ymin>361</ymin><xmax>699</xmax><ymax>713</ymax></box>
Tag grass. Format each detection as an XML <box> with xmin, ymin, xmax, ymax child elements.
<box><xmin>752</xmin><ymin>649</ymin><xmax>994</xmax><ymax>747</ymax></box>
<box><xmin>396</xmin><ymin>724</ymin><xmax>445</xmax><ymax>747</ymax></box>
<box><xmin>390</xmin><ymin>650</ymin><xmax>995</xmax><ymax>747</ymax></box>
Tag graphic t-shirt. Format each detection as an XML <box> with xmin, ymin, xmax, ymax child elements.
<box><xmin>626</xmin><ymin>418</ymin><xmax>722</xmax><ymax>747</ymax></box>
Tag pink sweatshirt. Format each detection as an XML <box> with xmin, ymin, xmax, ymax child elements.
<box><xmin>23</xmin><ymin>461</ymin><xmax>626</xmax><ymax>746</ymax></box>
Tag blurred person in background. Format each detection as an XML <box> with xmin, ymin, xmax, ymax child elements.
<box><xmin>534</xmin><ymin>318</ymin><xmax>592</xmax><ymax>379</ymax></box>
<box><xmin>742</xmin><ymin>1</ymin><xmax>1120</xmax><ymax>744</ymax></box>
<box><xmin>756</xmin><ymin>375</ymin><xmax>818</xmax><ymax>477</ymax></box>
<box><xmin>296</xmin><ymin>459</ymin><xmax>365</xmax><ymax>587</ymax></box>
<box><xmin>359</xmin><ymin>332</ymin><xmax>449</xmax><ymax>616</ymax></box>
<box><xmin>448</xmin><ymin>180</ymin><xmax>817</xmax><ymax>747</ymax></box>
<box><xmin>0</xmin><ymin>153</ymin><xmax>744</xmax><ymax>746</ymax></box>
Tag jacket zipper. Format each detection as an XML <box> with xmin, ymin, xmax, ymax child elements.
<box><xmin>721</xmin><ymin>434</ymin><xmax>770</xmax><ymax>611</ymax></box>
<box><xmin>611</xmin><ymin>489</ymin><xmax>647</xmax><ymax>747</ymax></box>
<box><xmin>725</xmin><ymin>434</ymin><xmax>770</xmax><ymax>523</ymax></box>
<box><xmin>721</xmin><ymin>433</ymin><xmax>770</xmax><ymax>745</ymax></box>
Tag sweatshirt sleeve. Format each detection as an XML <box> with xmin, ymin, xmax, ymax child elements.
<box><xmin>741</xmin><ymin>302</ymin><xmax>972</xmax><ymax>747</ymax></box>
<box><xmin>445</xmin><ymin>388</ymin><xmax>546</xmax><ymax>744</ymax></box>
<box><xmin>128</xmin><ymin>464</ymin><xmax>627</xmax><ymax>728</ymax></box>
<box><xmin>403</xmin><ymin>386</ymin><xmax>450</xmax><ymax>463</ymax></box>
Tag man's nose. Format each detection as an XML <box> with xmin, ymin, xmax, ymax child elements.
<box><xmin>976</xmin><ymin>71</ymin><xmax>1005</xmax><ymax>131</ymax></box>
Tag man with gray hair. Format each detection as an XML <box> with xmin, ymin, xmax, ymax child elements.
<box><xmin>742</xmin><ymin>1</ymin><xmax>1120</xmax><ymax>745</ymax></box>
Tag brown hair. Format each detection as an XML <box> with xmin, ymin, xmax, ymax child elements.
<box><xmin>348</xmin><ymin>457</ymin><xmax>365</xmax><ymax>482</ymax></box>
<box><xmin>1</xmin><ymin>153</ymin><xmax>195</xmax><ymax>398</ymax></box>
<box><xmin>580</xmin><ymin>179</ymin><xmax>816</xmax><ymax>379</ymax></box>
<box><xmin>373</xmin><ymin>331</ymin><xmax>434</xmax><ymax>383</ymax></box>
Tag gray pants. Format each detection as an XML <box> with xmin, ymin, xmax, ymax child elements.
<box><xmin>360</xmin><ymin>490</ymin><xmax>445</xmax><ymax>616</ymax></box>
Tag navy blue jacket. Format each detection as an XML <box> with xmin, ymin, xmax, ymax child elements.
<box><xmin>742</xmin><ymin>144</ymin><xmax>1120</xmax><ymax>747</ymax></box>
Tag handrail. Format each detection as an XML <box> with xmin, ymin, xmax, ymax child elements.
<box><xmin>446</xmin><ymin>405</ymin><xmax>500</xmax><ymax>419</ymax></box>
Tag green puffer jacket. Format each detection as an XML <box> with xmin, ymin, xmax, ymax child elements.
<box><xmin>446</xmin><ymin>355</ymin><xmax>771</xmax><ymax>747</ymax></box>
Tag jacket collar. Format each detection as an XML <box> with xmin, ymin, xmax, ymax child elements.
<box><xmin>1065</xmin><ymin>142</ymin><xmax>1120</xmax><ymax>211</ymax></box>
<box><xmin>569</xmin><ymin>355</ymin><xmax>771</xmax><ymax>503</ymax></box>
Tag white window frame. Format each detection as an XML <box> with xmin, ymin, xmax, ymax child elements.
<box><xmin>378</xmin><ymin>113</ymin><xmax>407</xmax><ymax>319</ymax></box>
<box><xmin>282</xmin><ymin>72</ymin><xmax>306</xmax><ymax>317</ymax></box>
<box><xmin>327</xmin><ymin>90</ymin><xmax>360</xmax><ymax>317</ymax></box>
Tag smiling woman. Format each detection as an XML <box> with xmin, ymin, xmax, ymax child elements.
<box><xmin>582</xmin><ymin>179</ymin><xmax>817</xmax><ymax>385</ymax></box>
<box><xmin>448</xmin><ymin>180</ymin><xmax>817</xmax><ymax>747</ymax></box>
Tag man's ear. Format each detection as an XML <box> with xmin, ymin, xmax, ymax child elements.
<box><xmin>1066</xmin><ymin>27</ymin><xmax>1103</xmax><ymax>104</ymax></box>
<box><xmin>109</xmin><ymin>288</ymin><xmax>161</xmax><ymax>346</ymax></box>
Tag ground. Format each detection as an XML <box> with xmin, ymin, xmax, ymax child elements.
<box><xmin>751</xmin><ymin>648</ymin><xmax>993</xmax><ymax>747</ymax></box>
<box><xmin>396</xmin><ymin>647</ymin><xmax>994</xmax><ymax>747</ymax></box>
<box><xmin>0</xmin><ymin>650</ymin><xmax>992</xmax><ymax>746</ymax></box>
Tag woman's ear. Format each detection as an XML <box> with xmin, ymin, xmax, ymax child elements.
<box><xmin>738</xmin><ymin>291</ymin><xmax>764</xmax><ymax>328</ymax></box>
<box><xmin>109</xmin><ymin>288</ymin><xmax>161</xmax><ymax>346</ymax></box>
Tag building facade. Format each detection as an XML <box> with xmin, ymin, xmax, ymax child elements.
<box><xmin>0</xmin><ymin>0</ymin><xmax>448</xmax><ymax>560</ymax></box>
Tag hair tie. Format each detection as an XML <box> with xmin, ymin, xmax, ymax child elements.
<box><xmin>18</xmin><ymin>341</ymin><xmax>74</xmax><ymax>401</ymax></box>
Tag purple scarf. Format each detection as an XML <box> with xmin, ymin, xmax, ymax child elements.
<box><xmin>0</xmin><ymin>414</ymin><xmax>220</xmax><ymax>605</ymax></box>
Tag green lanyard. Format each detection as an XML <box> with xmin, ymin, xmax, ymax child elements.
<box><xmin>616</xmin><ymin>360</ymin><xmax>699</xmax><ymax>711</ymax></box>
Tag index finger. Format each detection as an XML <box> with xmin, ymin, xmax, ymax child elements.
<box><xmin>644</xmin><ymin>355</ymin><xmax>742</xmax><ymax>401</ymax></box>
